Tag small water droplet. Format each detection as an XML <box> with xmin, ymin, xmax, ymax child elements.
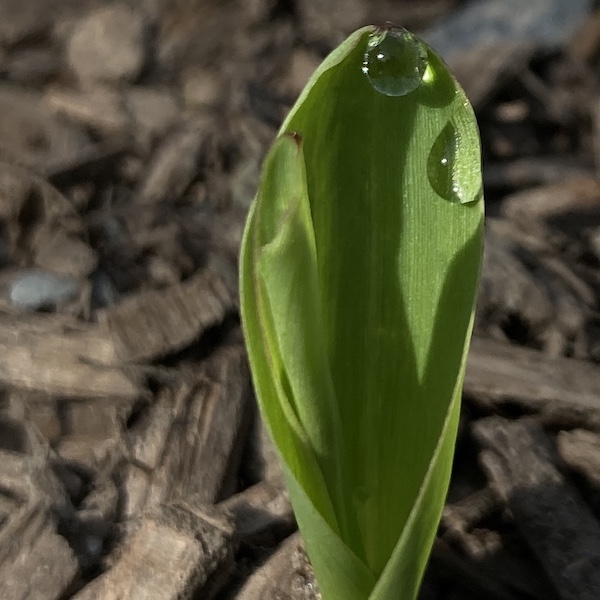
<box><xmin>428</xmin><ymin>121</ymin><xmax>480</xmax><ymax>205</ymax></box>
<box><xmin>362</xmin><ymin>26</ymin><xmax>428</xmax><ymax>97</ymax></box>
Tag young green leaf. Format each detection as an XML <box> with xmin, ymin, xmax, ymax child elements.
<box><xmin>240</xmin><ymin>24</ymin><xmax>484</xmax><ymax>600</ymax></box>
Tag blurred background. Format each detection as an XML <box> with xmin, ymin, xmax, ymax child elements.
<box><xmin>1</xmin><ymin>1</ymin><xmax>600</xmax><ymax>599</ymax></box>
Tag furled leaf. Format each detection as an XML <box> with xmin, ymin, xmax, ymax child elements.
<box><xmin>240</xmin><ymin>24</ymin><xmax>484</xmax><ymax>600</ymax></box>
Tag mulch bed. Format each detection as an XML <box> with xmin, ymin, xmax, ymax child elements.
<box><xmin>1</xmin><ymin>1</ymin><xmax>600</xmax><ymax>599</ymax></box>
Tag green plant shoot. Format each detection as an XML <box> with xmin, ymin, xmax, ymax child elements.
<box><xmin>240</xmin><ymin>24</ymin><xmax>484</xmax><ymax>600</ymax></box>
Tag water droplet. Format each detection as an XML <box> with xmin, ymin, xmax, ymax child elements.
<box><xmin>427</xmin><ymin>121</ymin><xmax>480</xmax><ymax>205</ymax></box>
<box><xmin>362</xmin><ymin>26</ymin><xmax>428</xmax><ymax>97</ymax></box>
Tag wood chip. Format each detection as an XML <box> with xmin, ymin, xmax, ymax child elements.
<box><xmin>181</xmin><ymin>66</ymin><xmax>224</xmax><ymax>108</ymax></box>
<box><xmin>101</xmin><ymin>263</ymin><xmax>236</xmax><ymax>363</ymax></box>
<box><xmin>56</xmin><ymin>435</ymin><xmax>123</xmax><ymax>476</ymax></box>
<box><xmin>484</xmin><ymin>156</ymin><xmax>593</xmax><ymax>191</ymax></box>
<box><xmin>0</xmin><ymin>415</ymin><xmax>79</xmax><ymax>599</ymax></box>
<box><xmin>244</xmin><ymin>413</ymin><xmax>285</xmax><ymax>486</ymax></box>
<box><xmin>32</xmin><ymin>228</ymin><xmax>97</xmax><ymax>278</ymax></box>
<box><xmin>0</xmin><ymin>159</ymin><xmax>32</xmax><ymax>221</ymax></box>
<box><xmin>466</xmin><ymin>336</ymin><xmax>600</xmax><ymax>429</ymax></box>
<box><xmin>127</xmin><ymin>385</ymin><xmax>187</xmax><ymax>471</ymax></box>
<box><xmin>118</xmin><ymin>345</ymin><xmax>250</xmax><ymax>521</ymax></box>
<box><xmin>67</xmin><ymin>4</ymin><xmax>147</xmax><ymax>85</ymax></box>
<box><xmin>4</xmin><ymin>46</ymin><xmax>60</xmax><ymax>85</ymax></box>
<box><xmin>0</xmin><ymin>0</ymin><xmax>60</xmax><ymax>47</ymax></box>
<box><xmin>0</xmin><ymin>313</ymin><xmax>141</xmax><ymax>400</ymax></box>
<box><xmin>72</xmin><ymin>501</ymin><xmax>234</xmax><ymax>600</ymax></box>
<box><xmin>0</xmin><ymin>160</ymin><xmax>92</xmax><ymax>263</ymax></box>
<box><xmin>0</xmin><ymin>84</ymin><xmax>90</xmax><ymax>173</ymax></box>
<box><xmin>567</xmin><ymin>6</ymin><xmax>600</xmax><ymax>62</ymax></box>
<box><xmin>154</xmin><ymin>345</ymin><xmax>250</xmax><ymax>506</ymax></box>
<box><xmin>80</xmin><ymin>476</ymin><xmax>119</xmax><ymax>524</ymax></box>
<box><xmin>135</xmin><ymin>121</ymin><xmax>210</xmax><ymax>205</ymax></box>
<box><xmin>442</xmin><ymin>487</ymin><xmax>499</xmax><ymax>536</ymax></box>
<box><xmin>501</xmin><ymin>178</ymin><xmax>600</xmax><ymax>226</ymax></box>
<box><xmin>220</xmin><ymin>481</ymin><xmax>294</xmax><ymax>546</ymax></box>
<box><xmin>478</xmin><ymin>218</ymin><xmax>592</xmax><ymax>358</ymax></box>
<box><xmin>473</xmin><ymin>417</ymin><xmax>600</xmax><ymax>600</ymax></box>
<box><xmin>557</xmin><ymin>428</ymin><xmax>600</xmax><ymax>488</ymax></box>
<box><xmin>0</xmin><ymin>508</ymin><xmax>79</xmax><ymax>600</ymax></box>
<box><xmin>430</xmin><ymin>538</ymin><xmax>536</xmax><ymax>600</ymax></box>
<box><xmin>63</xmin><ymin>400</ymin><xmax>127</xmax><ymax>439</ymax></box>
<box><xmin>120</xmin><ymin>463</ymin><xmax>151</xmax><ymax>520</ymax></box>
<box><xmin>450</xmin><ymin>43</ymin><xmax>534</xmax><ymax>110</ymax></box>
<box><xmin>234</xmin><ymin>532</ymin><xmax>318</xmax><ymax>600</ymax></box>
<box><xmin>296</xmin><ymin>0</ymin><xmax>366</xmax><ymax>42</ymax></box>
<box><xmin>46</xmin><ymin>141</ymin><xmax>126</xmax><ymax>186</ymax></box>
<box><xmin>0</xmin><ymin>418</ymin><xmax>71</xmax><ymax>514</ymax></box>
<box><xmin>25</xmin><ymin>398</ymin><xmax>61</xmax><ymax>442</ymax></box>
<box><xmin>46</xmin><ymin>87</ymin><xmax>128</xmax><ymax>135</ymax></box>
<box><xmin>123</xmin><ymin>87</ymin><xmax>180</xmax><ymax>149</ymax></box>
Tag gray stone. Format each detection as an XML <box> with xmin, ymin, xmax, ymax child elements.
<box><xmin>423</xmin><ymin>0</ymin><xmax>594</xmax><ymax>61</ymax></box>
<box><xmin>9</xmin><ymin>268</ymin><xmax>79</xmax><ymax>310</ymax></box>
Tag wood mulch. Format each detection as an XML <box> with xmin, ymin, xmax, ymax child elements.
<box><xmin>1</xmin><ymin>1</ymin><xmax>600</xmax><ymax>599</ymax></box>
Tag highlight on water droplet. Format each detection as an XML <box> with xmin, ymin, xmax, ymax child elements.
<box><xmin>427</xmin><ymin>120</ymin><xmax>481</xmax><ymax>205</ymax></box>
<box><xmin>362</xmin><ymin>25</ymin><xmax>429</xmax><ymax>97</ymax></box>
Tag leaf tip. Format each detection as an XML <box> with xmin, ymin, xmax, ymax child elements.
<box><xmin>286</xmin><ymin>130</ymin><xmax>303</xmax><ymax>147</ymax></box>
